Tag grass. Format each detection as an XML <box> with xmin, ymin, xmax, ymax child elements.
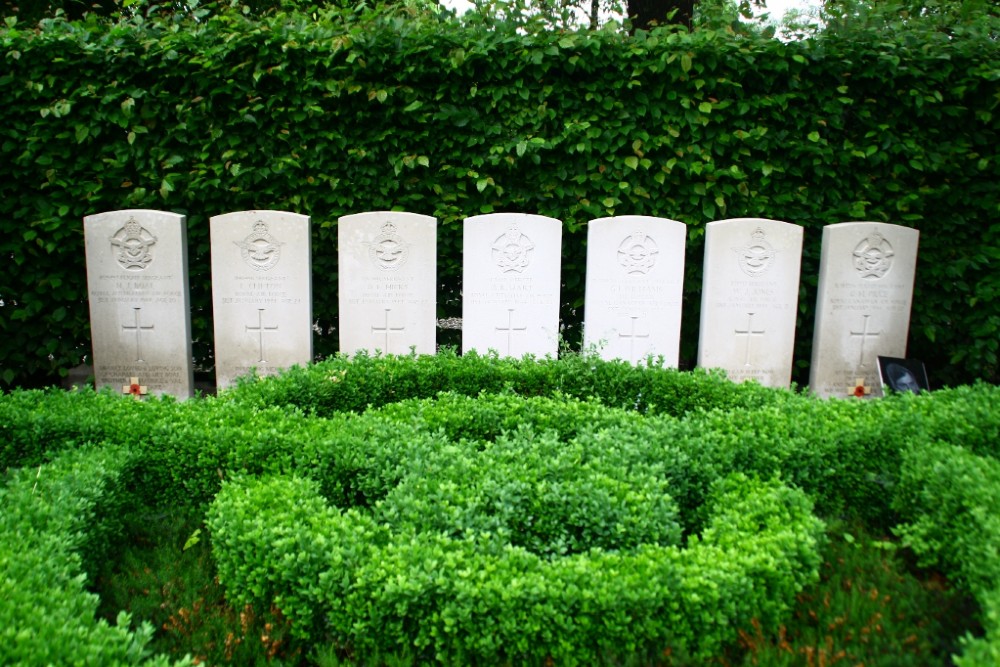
<box><xmin>95</xmin><ymin>510</ymin><xmax>300</xmax><ymax>666</ymax></box>
<box><xmin>726</xmin><ymin>520</ymin><xmax>978</xmax><ymax>667</ymax></box>
<box><xmin>93</xmin><ymin>512</ymin><xmax>980</xmax><ymax>666</ymax></box>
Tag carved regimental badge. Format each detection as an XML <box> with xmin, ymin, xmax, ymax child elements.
<box><xmin>733</xmin><ymin>227</ymin><xmax>776</xmax><ymax>277</ymax></box>
<box><xmin>617</xmin><ymin>231</ymin><xmax>658</xmax><ymax>275</ymax></box>
<box><xmin>110</xmin><ymin>217</ymin><xmax>157</xmax><ymax>271</ymax></box>
<box><xmin>235</xmin><ymin>221</ymin><xmax>282</xmax><ymax>271</ymax></box>
<box><xmin>368</xmin><ymin>222</ymin><xmax>409</xmax><ymax>271</ymax></box>
<box><xmin>853</xmin><ymin>232</ymin><xmax>894</xmax><ymax>280</ymax></box>
<box><xmin>492</xmin><ymin>224</ymin><xmax>534</xmax><ymax>273</ymax></box>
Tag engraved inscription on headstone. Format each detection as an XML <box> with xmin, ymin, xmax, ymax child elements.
<box><xmin>584</xmin><ymin>216</ymin><xmax>686</xmax><ymax>366</ymax></box>
<box><xmin>84</xmin><ymin>209</ymin><xmax>194</xmax><ymax>398</ymax></box>
<box><xmin>339</xmin><ymin>211</ymin><xmax>437</xmax><ymax>356</ymax></box>
<box><xmin>463</xmin><ymin>213</ymin><xmax>562</xmax><ymax>358</ymax></box>
<box><xmin>210</xmin><ymin>210</ymin><xmax>312</xmax><ymax>389</ymax></box>
<box><xmin>809</xmin><ymin>222</ymin><xmax>919</xmax><ymax>399</ymax></box>
<box><xmin>697</xmin><ymin>218</ymin><xmax>803</xmax><ymax>388</ymax></box>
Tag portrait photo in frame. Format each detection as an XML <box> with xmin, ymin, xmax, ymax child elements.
<box><xmin>877</xmin><ymin>356</ymin><xmax>930</xmax><ymax>395</ymax></box>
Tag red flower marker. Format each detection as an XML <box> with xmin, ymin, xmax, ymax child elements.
<box><xmin>850</xmin><ymin>377</ymin><xmax>871</xmax><ymax>398</ymax></box>
<box><xmin>122</xmin><ymin>377</ymin><xmax>148</xmax><ymax>400</ymax></box>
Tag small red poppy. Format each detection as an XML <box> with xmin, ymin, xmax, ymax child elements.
<box><xmin>130</xmin><ymin>383</ymin><xmax>142</xmax><ymax>396</ymax></box>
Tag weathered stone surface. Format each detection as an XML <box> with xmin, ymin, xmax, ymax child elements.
<box><xmin>462</xmin><ymin>213</ymin><xmax>562</xmax><ymax>358</ymax></box>
<box><xmin>583</xmin><ymin>215</ymin><xmax>686</xmax><ymax>366</ymax></box>
<box><xmin>84</xmin><ymin>209</ymin><xmax>193</xmax><ymax>398</ymax></box>
<box><xmin>809</xmin><ymin>222</ymin><xmax>919</xmax><ymax>399</ymax></box>
<box><xmin>338</xmin><ymin>211</ymin><xmax>437</xmax><ymax>356</ymax></box>
<box><xmin>697</xmin><ymin>218</ymin><xmax>803</xmax><ymax>387</ymax></box>
<box><xmin>210</xmin><ymin>210</ymin><xmax>312</xmax><ymax>389</ymax></box>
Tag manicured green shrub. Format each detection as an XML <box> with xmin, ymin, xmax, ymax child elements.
<box><xmin>893</xmin><ymin>440</ymin><xmax>1000</xmax><ymax>664</ymax></box>
<box><xmin>3</xmin><ymin>359</ymin><xmax>1000</xmax><ymax>664</ymax></box>
<box><xmin>222</xmin><ymin>350</ymin><xmax>786</xmax><ymax>418</ymax></box>
<box><xmin>0</xmin><ymin>445</ymin><xmax>189</xmax><ymax>667</ymax></box>
<box><xmin>209</xmin><ymin>472</ymin><xmax>824</xmax><ymax>664</ymax></box>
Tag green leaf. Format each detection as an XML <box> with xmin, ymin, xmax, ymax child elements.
<box><xmin>681</xmin><ymin>53</ymin><xmax>692</xmax><ymax>74</ymax></box>
<box><xmin>624</xmin><ymin>156</ymin><xmax>639</xmax><ymax>170</ymax></box>
<box><xmin>807</xmin><ymin>131</ymin><xmax>820</xmax><ymax>143</ymax></box>
<box><xmin>183</xmin><ymin>528</ymin><xmax>201</xmax><ymax>552</ymax></box>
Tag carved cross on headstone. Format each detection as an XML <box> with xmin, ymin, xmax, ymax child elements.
<box><xmin>735</xmin><ymin>312</ymin><xmax>766</xmax><ymax>367</ymax></box>
<box><xmin>496</xmin><ymin>308</ymin><xmax>527</xmax><ymax>356</ymax></box>
<box><xmin>618</xmin><ymin>315</ymin><xmax>650</xmax><ymax>363</ymax></box>
<box><xmin>122</xmin><ymin>377</ymin><xmax>148</xmax><ymax>400</ymax></box>
<box><xmin>246</xmin><ymin>308</ymin><xmax>278</xmax><ymax>363</ymax></box>
<box><xmin>371</xmin><ymin>308</ymin><xmax>406</xmax><ymax>354</ymax></box>
<box><xmin>850</xmin><ymin>314</ymin><xmax>882</xmax><ymax>370</ymax></box>
<box><xmin>121</xmin><ymin>307</ymin><xmax>154</xmax><ymax>363</ymax></box>
<box><xmin>850</xmin><ymin>377</ymin><xmax>872</xmax><ymax>398</ymax></box>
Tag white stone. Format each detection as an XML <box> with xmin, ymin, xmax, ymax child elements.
<box><xmin>210</xmin><ymin>210</ymin><xmax>312</xmax><ymax>389</ymax></box>
<box><xmin>462</xmin><ymin>213</ymin><xmax>562</xmax><ymax>358</ymax></box>
<box><xmin>84</xmin><ymin>209</ymin><xmax>194</xmax><ymax>398</ymax></box>
<box><xmin>583</xmin><ymin>216</ymin><xmax>686</xmax><ymax>366</ymax></box>
<box><xmin>809</xmin><ymin>222</ymin><xmax>919</xmax><ymax>399</ymax></box>
<box><xmin>697</xmin><ymin>218</ymin><xmax>803</xmax><ymax>387</ymax></box>
<box><xmin>338</xmin><ymin>211</ymin><xmax>437</xmax><ymax>356</ymax></box>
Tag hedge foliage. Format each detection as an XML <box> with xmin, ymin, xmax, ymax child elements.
<box><xmin>0</xmin><ymin>445</ymin><xmax>189</xmax><ymax>667</ymax></box>
<box><xmin>3</xmin><ymin>355</ymin><xmax>1000</xmax><ymax>663</ymax></box>
<box><xmin>209</xmin><ymin>473</ymin><xmax>823</xmax><ymax>664</ymax></box>
<box><xmin>1</xmin><ymin>5</ymin><xmax>998</xmax><ymax>389</ymax></box>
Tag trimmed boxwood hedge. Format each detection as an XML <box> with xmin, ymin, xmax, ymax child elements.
<box><xmin>0</xmin><ymin>445</ymin><xmax>188</xmax><ymax>667</ymax></box>
<box><xmin>3</xmin><ymin>354</ymin><xmax>1000</xmax><ymax>663</ymax></box>
<box><xmin>208</xmin><ymin>472</ymin><xmax>823</xmax><ymax>664</ymax></box>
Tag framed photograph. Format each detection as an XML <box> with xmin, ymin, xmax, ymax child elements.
<box><xmin>877</xmin><ymin>356</ymin><xmax>930</xmax><ymax>395</ymax></box>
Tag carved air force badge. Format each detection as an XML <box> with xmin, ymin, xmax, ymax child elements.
<box><xmin>236</xmin><ymin>221</ymin><xmax>282</xmax><ymax>271</ymax></box>
<box><xmin>369</xmin><ymin>222</ymin><xmax>409</xmax><ymax>271</ymax></box>
<box><xmin>110</xmin><ymin>217</ymin><xmax>157</xmax><ymax>271</ymax></box>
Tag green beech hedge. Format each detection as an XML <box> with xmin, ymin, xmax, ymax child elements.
<box><xmin>1</xmin><ymin>7</ymin><xmax>998</xmax><ymax>389</ymax></box>
<box><xmin>3</xmin><ymin>356</ymin><xmax>1000</xmax><ymax>663</ymax></box>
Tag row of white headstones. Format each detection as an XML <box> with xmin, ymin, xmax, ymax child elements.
<box><xmin>83</xmin><ymin>209</ymin><xmax>918</xmax><ymax>400</ymax></box>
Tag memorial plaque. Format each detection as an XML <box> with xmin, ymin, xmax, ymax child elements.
<box><xmin>583</xmin><ymin>216</ymin><xmax>686</xmax><ymax>366</ymax></box>
<box><xmin>462</xmin><ymin>213</ymin><xmax>562</xmax><ymax>358</ymax></box>
<box><xmin>84</xmin><ymin>209</ymin><xmax>193</xmax><ymax>398</ymax></box>
<box><xmin>210</xmin><ymin>210</ymin><xmax>312</xmax><ymax>389</ymax></box>
<box><xmin>809</xmin><ymin>222</ymin><xmax>919</xmax><ymax>398</ymax></box>
<box><xmin>697</xmin><ymin>218</ymin><xmax>803</xmax><ymax>387</ymax></box>
<box><xmin>338</xmin><ymin>211</ymin><xmax>437</xmax><ymax>356</ymax></box>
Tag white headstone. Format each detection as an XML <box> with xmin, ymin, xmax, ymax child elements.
<box><xmin>83</xmin><ymin>209</ymin><xmax>194</xmax><ymax>398</ymax></box>
<box><xmin>809</xmin><ymin>222</ymin><xmax>919</xmax><ymax>399</ymax></box>
<box><xmin>210</xmin><ymin>210</ymin><xmax>312</xmax><ymax>389</ymax></box>
<box><xmin>697</xmin><ymin>218</ymin><xmax>804</xmax><ymax>387</ymax></box>
<box><xmin>462</xmin><ymin>213</ymin><xmax>562</xmax><ymax>358</ymax></box>
<box><xmin>583</xmin><ymin>216</ymin><xmax>686</xmax><ymax>366</ymax></box>
<box><xmin>338</xmin><ymin>211</ymin><xmax>437</xmax><ymax>356</ymax></box>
